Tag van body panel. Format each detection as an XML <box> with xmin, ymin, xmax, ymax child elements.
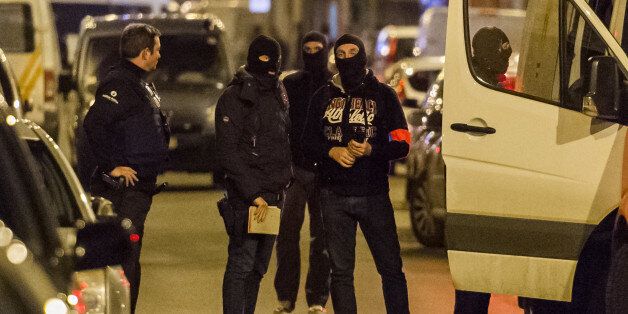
<box><xmin>443</xmin><ymin>0</ymin><xmax>627</xmax><ymax>300</ymax></box>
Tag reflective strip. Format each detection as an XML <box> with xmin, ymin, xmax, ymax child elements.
<box><xmin>21</xmin><ymin>64</ymin><xmax>43</xmax><ymax>101</ymax></box>
<box><xmin>18</xmin><ymin>47</ymin><xmax>41</xmax><ymax>87</ymax></box>
<box><xmin>18</xmin><ymin>47</ymin><xmax>43</xmax><ymax>100</ymax></box>
<box><xmin>446</xmin><ymin>213</ymin><xmax>596</xmax><ymax>260</ymax></box>
<box><xmin>388</xmin><ymin>129</ymin><xmax>411</xmax><ymax>144</ymax></box>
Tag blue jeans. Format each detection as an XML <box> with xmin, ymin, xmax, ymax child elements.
<box><xmin>222</xmin><ymin>192</ymin><xmax>280</xmax><ymax>314</ymax></box>
<box><xmin>319</xmin><ymin>188</ymin><xmax>409</xmax><ymax>314</ymax></box>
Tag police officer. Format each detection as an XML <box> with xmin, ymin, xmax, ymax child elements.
<box><xmin>83</xmin><ymin>23</ymin><xmax>168</xmax><ymax>314</ymax></box>
<box><xmin>274</xmin><ymin>31</ymin><xmax>331</xmax><ymax>314</ymax></box>
<box><xmin>216</xmin><ymin>35</ymin><xmax>292</xmax><ymax>314</ymax></box>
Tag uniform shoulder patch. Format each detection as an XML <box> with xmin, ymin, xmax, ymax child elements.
<box><xmin>222</xmin><ymin>116</ymin><xmax>230</xmax><ymax>123</ymax></box>
<box><xmin>102</xmin><ymin>89</ymin><xmax>119</xmax><ymax>104</ymax></box>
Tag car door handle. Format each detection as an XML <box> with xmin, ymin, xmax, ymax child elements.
<box><xmin>450</xmin><ymin>123</ymin><xmax>496</xmax><ymax>134</ymax></box>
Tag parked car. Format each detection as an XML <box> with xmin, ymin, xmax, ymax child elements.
<box><xmin>0</xmin><ymin>104</ymin><xmax>135</xmax><ymax>314</ymax></box>
<box><xmin>13</xmin><ymin>118</ymin><xmax>131</xmax><ymax>313</ymax></box>
<box><xmin>405</xmin><ymin>70</ymin><xmax>445</xmax><ymax>247</ymax></box>
<box><xmin>386</xmin><ymin>7</ymin><xmax>526</xmax><ymax>110</ymax></box>
<box><xmin>373</xmin><ymin>25</ymin><xmax>419</xmax><ymax>80</ymax></box>
<box><xmin>71</xmin><ymin>13</ymin><xmax>231</xmax><ymax>187</ymax></box>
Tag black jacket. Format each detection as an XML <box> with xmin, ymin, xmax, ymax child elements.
<box><xmin>283</xmin><ymin>70</ymin><xmax>331</xmax><ymax>171</ymax></box>
<box><xmin>215</xmin><ymin>66</ymin><xmax>293</xmax><ymax>203</ymax></box>
<box><xmin>304</xmin><ymin>70</ymin><xmax>410</xmax><ymax>196</ymax></box>
<box><xmin>84</xmin><ymin>60</ymin><xmax>170</xmax><ymax>179</ymax></box>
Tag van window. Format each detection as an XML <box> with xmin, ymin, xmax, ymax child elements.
<box><xmin>0</xmin><ymin>4</ymin><xmax>34</xmax><ymax>53</ymax></box>
<box><xmin>465</xmin><ymin>0</ymin><xmax>627</xmax><ymax>111</ymax></box>
<box><xmin>81</xmin><ymin>33</ymin><xmax>230</xmax><ymax>94</ymax></box>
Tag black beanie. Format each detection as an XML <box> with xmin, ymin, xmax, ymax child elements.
<box><xmin>334</xmin><ymin>34</ymin><xmax>367</xmax><ymax>90</ymax></box>
<box><xmin>247</xmin><ymin>35</ymin><xmax>281</xmax><ymax>76</ymax></box>
<box><xmin>301</xmin><ymin>31</ymin><xmax>329</xmax><ymax>79</ymax></box>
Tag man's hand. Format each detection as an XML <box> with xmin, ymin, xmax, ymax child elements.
<box><xmin>253</xmin><ymin>197</ymin><xmax>269</xmax><ymax>223</ymax></box>
<box><xmin>329</xmin><ymin>147</ymin><xmax>355</xmax><ymax>168</ymax></box>
<box><xmin>110</xmin><ymin>166</ymin><xmax>138</xmax><ymax>187</ymax></box>
<box><xmin>347</xmin><ymin>139</ymin><xmax>372</xmax><ymax>158</ymax></box>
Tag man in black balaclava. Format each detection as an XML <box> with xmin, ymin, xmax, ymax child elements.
<box><xmin>273</xmin><ymin>31</ymin><xmax>331</xmax><ymax>314</ymax></box>
<box><xmin>216</xmin><ymin>35</ymin><xmax>292</xmax><ymax>314</ymax></box>
<box><xmin>471</xmin><ymin>26</ymin><xmax>512</xmax><ymax>87</ymax></box>
<box><xmin>303</xmin><ymin>33</ymin><xmax>411</xmax><ymax>314</ymax></box>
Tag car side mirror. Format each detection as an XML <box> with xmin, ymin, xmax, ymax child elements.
<box><xmin>74</xmin><ymin>220</ymin><xmax>134</xmax><ymax>271</ymax></box>
<box><xmin>582</xmin><ymin>56</ymin><xmax>621</xmax><ymax>121</ymax></box>
<box><xmin>91</xmin><ymin>196</ymin><xmax>117</xmax><ymax>220</ymax></box>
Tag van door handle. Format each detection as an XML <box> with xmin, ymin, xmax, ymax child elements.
<box><xmin>450</xmin><ymin>123</ymin><xmax>496</xmax><ymax>134</ymax></box>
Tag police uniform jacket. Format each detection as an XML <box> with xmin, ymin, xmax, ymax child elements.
<box><xmin>84</xmin><ymin>59</ymin><xmax>170</xmax><ymax>180</ymax></box>
<box><xmin>215</xmin><ymin>66</ymin><xmax>292</xmax><ymax>203</ymax></box>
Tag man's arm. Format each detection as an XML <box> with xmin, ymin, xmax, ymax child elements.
<box><xmin>83</xmin><ymin>82</ymin><xmax>134</xmax><ymax>176</ymax></box>
<box><xmin>369</xmin><ymin>86</ymin><xmax>410</xmax><ymax>161</ymax></box>
<box><xmin>301</xmin><ymin>88</ymin><xmax>336</xmax><ymax>163</ymax></box>
<box><xmin>215</xmin><ymin>91</ymin><xmax>262</xmax><ymax>204</ymax></box>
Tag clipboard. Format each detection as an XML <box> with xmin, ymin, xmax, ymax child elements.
<box><xmin>248</xmin><ymin>206</ymin><xmax>281</xmax><ymax>235</ymax></box>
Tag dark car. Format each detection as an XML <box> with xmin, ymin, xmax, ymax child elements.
<box><xmin>405</xmin><ymin>70</ymin><xmax>445</xmax><ymax>247</ymax></box>
<box><xmin>72</xmin><ymin>14</ymin><xmax>231</xmax><ymax>187</ymax></box>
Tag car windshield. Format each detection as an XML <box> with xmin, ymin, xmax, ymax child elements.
<box><xmin>82</xmin><ymin>33</ymin><xmax>230</xmax><ymax>93</ymax></box>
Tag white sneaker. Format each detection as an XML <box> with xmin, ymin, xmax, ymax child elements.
<box><xmin>308</xmin><ymin>305</ymin><xmax>326</xmax><ymax>314</ymax></box>
<box><xmin>273</xmin><ymin>301</ymin><xmax>293</xmax><ymax>314</ymax></box>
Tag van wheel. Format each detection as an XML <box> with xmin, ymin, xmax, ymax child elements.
<box><xmin>409</xmin><ymin>182</ymin><xmax>444</xmax><ymax>247</ymax></box>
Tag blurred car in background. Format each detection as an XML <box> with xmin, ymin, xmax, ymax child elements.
<box><xmin>373</xmin><ymin>24</ymin><xmax>419</xmax><ymax>80</ymax></box>
<box><xmin>71</xmin><ymin>14</ymin><xmax>231</xmax><ymax>188</ymax></box>
<box><xmin>405</xmin><ymin>71</ymin><xmax>445</xmax><ymax>247</ymax></box>
<box><xmin>387</xmin><ymin>7</ymin><xmax>525</xmax><ymax>113</ymax></box>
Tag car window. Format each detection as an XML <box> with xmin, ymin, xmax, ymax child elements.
<box><xmin>82</xmin><ymin>32</ymin><xmax>230</xmax><ymax>94</ymax></box>
<box><xmin>0</xmin><ymin>4</ymin><xmax>34</xmax><ymax>53</ymax></box>
<box><xmin>465</xmin><ymin>0</ymin><xmax>627</xmax><ymax>111</ymax></box>
<box><xmin>26</xmin><ymin>140</ymin><xmax>79</xmax><ymax>227</ymax></box>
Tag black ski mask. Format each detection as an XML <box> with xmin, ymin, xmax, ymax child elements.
<box><xmin>246</xmin><ymin>35</ymin><xmax>282</xmax><ymax>78</ymax></box>
<box><xmin>301</xmin><ymin>31</ymin><xmax>329</xmax><ymax>82</ymax></box>
<box><xmin>334</xmin><ymin>34</ymin><xmax>367</xmax><ymax>91</ymax></box>
<box><xmin>472</xmin><ymin>27</ymin><xmax>512</xmax><ymax>83</ymax></box>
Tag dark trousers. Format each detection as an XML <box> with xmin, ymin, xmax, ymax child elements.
<box><xmin>454</xmin><ymin>290</ymin><xmax>490</xmax><ymax>314</ymax></box>
<box><xmin>91</xmin><ymin>178</ymin><xmax>155</xmax><ymax>314</ymax></box>
<box><xmin>274</xmin><ymin>167</ymin><xmax>330</xmax><ymax>308</ymax></box>
<box><xmin>319</xmin><ymin>188</ymin><xmax>409</xmax><ymax>314</ymax></box>
<box><xmin>222</xmin><ymin>192</ymin><xmax>281</xmax><ymax>314</ymax></box>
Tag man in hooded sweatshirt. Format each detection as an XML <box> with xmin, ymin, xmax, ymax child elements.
<box><xmin>273</xmin><ymin>31</ymin><xmax>332</xmax><ymax>314</ymax></box>
<box><xmin>303</xmin><ymin>33</ymin><xmax>411</xmax><ymax>314</ymax></box>
<box><xmin>215</xmin><ymin>35</ymin><xmax>292</xmax><ymax>314</ymax></box>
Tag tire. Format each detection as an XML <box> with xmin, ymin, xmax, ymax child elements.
<box><xmin>408</xmin><ymin>179</ymin><xmax>444</xmax><ymax>247</ymax></box>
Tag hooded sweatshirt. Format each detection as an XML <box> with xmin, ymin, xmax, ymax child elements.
<box><xmin>304</xmin><ymin>69</ymin><xmax>410</xmax><ymax>196</ymax></box>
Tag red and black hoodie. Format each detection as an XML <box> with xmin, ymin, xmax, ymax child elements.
<box><xmin>303</xmin><ymin>70</ymin><xmax>410</xmax><ymax>196</ymax></box>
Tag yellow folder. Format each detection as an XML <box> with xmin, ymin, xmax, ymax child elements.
<box><xmin>247</xmin><ymin>206</ymin><xmax>281</xmax><ymax>235</ymax></box>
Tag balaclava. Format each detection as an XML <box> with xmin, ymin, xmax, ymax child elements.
<box><xmin>334</xmin><ymin>34</ymin><xmax>367</xmax><ymax>91</ymax></box>
<box><xmin>247</xmin><ymin>35</ymin><xmax>282</xmax><ymax>77</ymax></box>
<box><xmin>472</xmin><ymin>27</ymin><xmax>512</xmax><ymax>84</ymax></box>
<box><xmin>301</xmin><ymin>31</ymin><xmax>329</xmax><ymax>83</ymax></box>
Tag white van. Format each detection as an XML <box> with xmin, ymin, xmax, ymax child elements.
<box><xmin>443</xmin><ymin>0</ymin><xmax>627</xmax><ymax>311</ymax></box>
<box><xmin>0</xmin><ymin>0</ymin><xmax>61</xmax><ymax>138</ymax></box>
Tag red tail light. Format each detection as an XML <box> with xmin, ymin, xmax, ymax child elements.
<box><xmin>70</xmin><ymin>288</ymin><xmax>87</xmax><ymax>314</ymax></box>
<box><xmin>44</xmin><ymin>70</ymin><xmax>57</xmax><ymax>102</ymax></box>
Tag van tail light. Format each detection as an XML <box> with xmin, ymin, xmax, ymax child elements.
<box><xmin>44</xmin><ymin>70</ymin><xmax>57</xmax><ymax>102</ymax></box>
<box><xmin>395</xmin><ymin>79</ymin><xmax>407</xmax><ymax>103</ymax></box>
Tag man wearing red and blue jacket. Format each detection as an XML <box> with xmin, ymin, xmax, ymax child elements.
<box><xmin>303</xmin><ymin>33</ymin><xmax>410</xmax><ymax>314</ymax></box>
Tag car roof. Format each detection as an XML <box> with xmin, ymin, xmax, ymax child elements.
<box><xmin>80</xmin><ymin>13</ymin><xmax>225</xmax><ymax>37</ymax></box>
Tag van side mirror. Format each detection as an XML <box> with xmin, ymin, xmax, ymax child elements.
<box><xmin>74</xmin><ymin>220</ymin><xmax>134</xmax><ymax>271</ymax></box>
<box><xmin>582</xmin><ymin>56</ymin><xmax>621</xmax><ymax>121</ymax></box>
